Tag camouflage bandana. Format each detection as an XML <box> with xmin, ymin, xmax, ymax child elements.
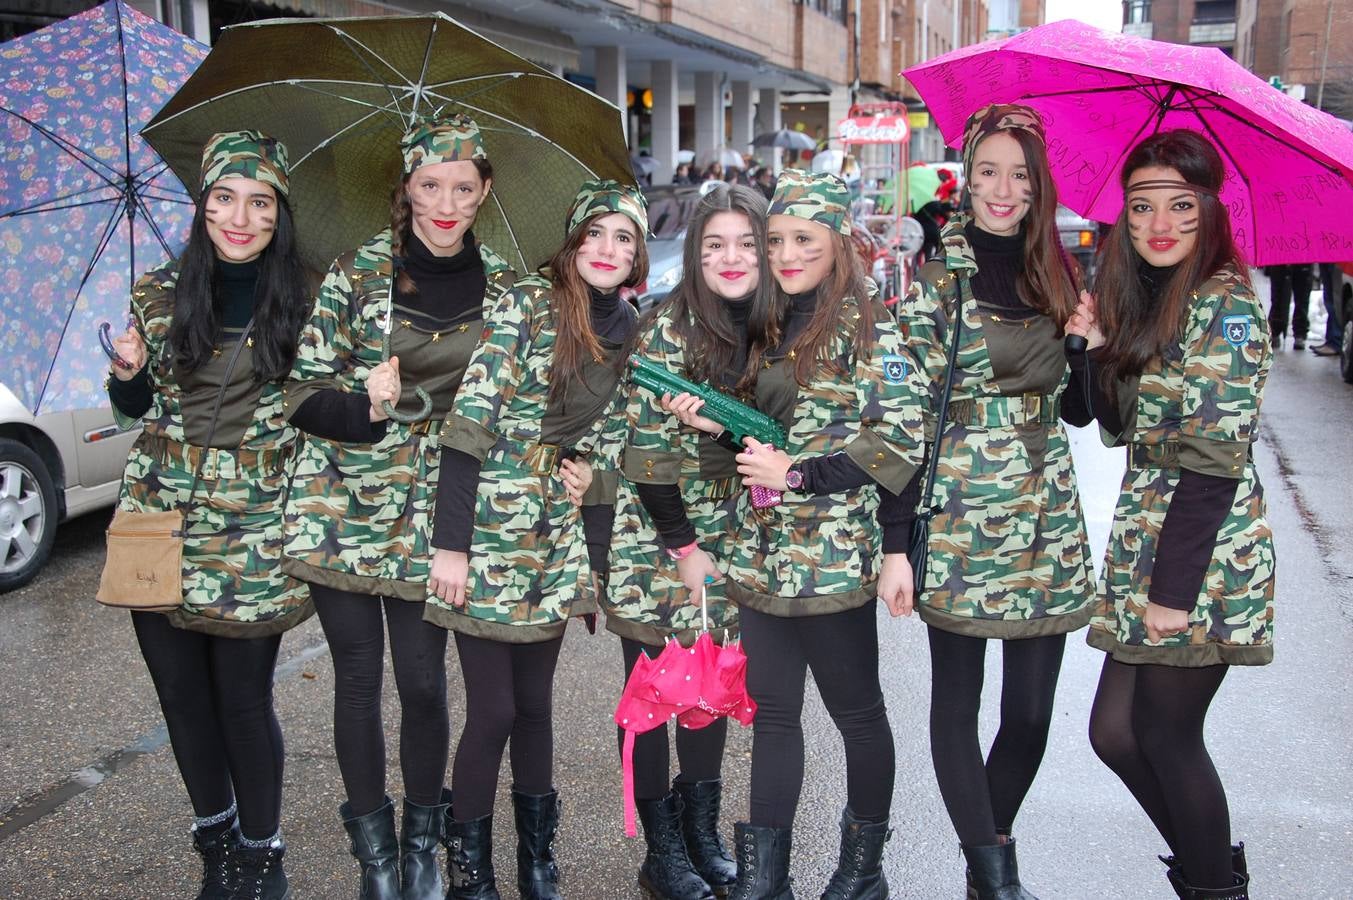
<box><xmin>768</xmin><ymin>169</ymin><xmax>850</xmax><ymax>235</ymax></box>
<box><xmin>199</xmin><ymin>130</ymin><xmax>290</xmax><ymax>198</ymax></box>
<box><xmin>566</xmin><ymin>179</ymin><xmax>649</xmax><ymax>237</ymax></box>
<box><xmin>400</xmin><ymin>113</ymin><xmax>487</xmax><ymax>176</ymax></box>
<box><xmin>962</xmin><ymin>104</ymin><xmax>1046</xmax><ymax>180</ymax></box>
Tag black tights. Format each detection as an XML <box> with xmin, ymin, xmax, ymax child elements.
<box><xmin>311</xmin><ymin>586</ymin><xmax>450</xmax><ymax>815</ymax></box>
<box><xmin>616</xmin><ymin>638</ymin><xmax>728</xmax><ymax>800</ymax></box>
<box><xmin>927</xmin><ymin>627</ymin><xmax>1066</xmax><ymax>847</ymax></box>
<box><xmin>1089</xmin><ymin>657</ymin><xmax>1233</xmax><ymax>890</ymax></box>
<box><xmin>451</xmin><ymin>632</ymin><xmax>564</xmax><ymax>821</ymax></box>
<box><xmin>132</xmin><ymin>611</ymin><xmax>283</xmax><ymax>841</ymax></box>
<box><xmin>740</xmin><ymin>602</ymin><xmax>894</xmax><ymax>829</ymax></box>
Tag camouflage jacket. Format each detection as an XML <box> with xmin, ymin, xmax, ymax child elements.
<box><xmin>605</xmin><ymin>304</ymin><xmax>742</xmax><ymax>647</ymax></box>
<box><xmin>724</xmin><ymin>294</ymin><xmax>926</xmax><ymax>616</ymax></box>
<box><xmin>1088</xmin><ymin>265</ymin><xmax>1274</xmax><ymax>667</ymax></box>
<box><xmin>111</xmin><ymin>260</ymin><xmax>310</xmax><ymax>637</ymax></box>
<box><xmin>427</xmin><ymin>274</ymin><xmax>633</xmax><ymax>642</ymax></box>
<box><xmin>281</xmin><ymin>229</ymin><xmax>516</xmax><ymax>600</ymax></box>
<box><xmin>900</xmin><ymin>222</ymin><xmax>1095</xmax><ymax>638</ymax></box>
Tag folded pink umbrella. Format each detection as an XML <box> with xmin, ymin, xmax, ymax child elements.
<box><xmin>903</xmin><ymin>19</ymin><xmax>1353</xmax><ymax>265</ymax></box>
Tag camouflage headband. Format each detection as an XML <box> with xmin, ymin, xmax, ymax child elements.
<box><xmin>566</xmin><ymin>179</ymin><xmax>649</xmax><ymax>237</ymax></box>
<box><xmin>962</xmin><ymin>104</ymin><xmax>1046</xmax><ymax>180</ymax></box>
<box><xmin>400</xmin><ymin>113</ymin><xmax>487</xmax><ymax>176</ymax></box>
<box><xmin>768</xmin><ymin>169</ymin><xmax>851</xmax><ymax>235</ymax></box>
<box><xmin>199</xmin><ymin>130</ymin><xmax>290</xmax><ymax>198</ymax></box>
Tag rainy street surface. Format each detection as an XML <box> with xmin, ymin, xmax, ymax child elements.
<box><xmin>2</xmin><ymin>277</ymin><xmax>1350</xmax><ymax>898</ymax></box>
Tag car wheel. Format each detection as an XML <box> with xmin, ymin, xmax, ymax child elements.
<box><xmin>0</xmin><ymin>438</ymin><xmax>59</xmax><ymax>593</ymax></box>
<box><xmin>1342</xmin><ymin>316</ymin><xmax>1353</xmax><ymax>385</ymax></box>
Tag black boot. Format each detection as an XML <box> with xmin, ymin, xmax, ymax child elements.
<box><xmin>1160</xmin><ymin>843</ymin><xmax>1248</xmax><ymax>898</ymax></box>
<box><xmin>401</xmin><ymin>790</ymin><xmax>449</xmax><ymax>900</ymax></box>
<box><xmin>636</xmin><ymin>792</ymin><xmax>714</xmax><ymax>900</ymax></box>
<box><xmin>231</xmin><ymin>836</ymin><xmax>291</xmax><ymax>900</ymax></box>
<box><xmin>444</xmin><ymin>813</ymin><xmax>500</xmax><ymax>900</ymax></box>
<box><xmin>512</xmin><ymin>789</ymin><xmax>562</xmax><ymax>900</ymax></box>
<box><xmin>190</xmin><ymin>816</ymin><xmax>239</xmax><ymax>900</ymax></box>
<box><xmin>962</xmin><ymin>839</ymin><xmax>1037</xmax><ymax>900</ymax></box>
<box><xmin>674</xmin><ymin>779</ymin><xmax>736</xmax><ymax>896</ymax></box>
<box><xmin>340</xmin><ymin>798</ymin><xmax>401</xmax><ymax>900</ymax></box>
<box><xmin>820</xmin><ymin>809</ymin><xmax>890</xmax><ymax>900</ymax></box>
<box><xmin>1174</xmin><ymin>874</ymin><xmax>1251</xmax><ymax>899</ymax></box>
<box><xmin>727</xmin><ymin>823</ymin><xmax>793</xmax><ymax>900</ymax></box>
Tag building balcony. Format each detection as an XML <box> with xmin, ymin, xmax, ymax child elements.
<box><xmin>1189</xmin><ymin>20</ymin><xmax>1237</xmax><ymax>44</ymax></box>
<box><xmin>1122</xmin><ymin>22</ymin><xmax>1154</xmax><ymax>39</ymax></box>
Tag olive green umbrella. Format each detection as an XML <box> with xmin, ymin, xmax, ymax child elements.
<box><xmin>142</xmin><ymin>13</ymin><xmax>634</xmax><ymax>275</ymax></box>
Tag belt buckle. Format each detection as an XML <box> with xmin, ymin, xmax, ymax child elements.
<box><xmin>1022</xmin><ymin>392</ymin><xmax>1042</xmax><ymax>425</ymax></box>
<box><xmin>199</xmin><ymin>447</ymin><xmax>219</xmax><ymax>480</ymax></box>
<box><xmin>529</xmin><ymin>443</ymin><xmax>559</xmax><ymax>477</ymax></box>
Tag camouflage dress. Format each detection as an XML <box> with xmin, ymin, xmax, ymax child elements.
<box><xmin>1087</xmin><ymin>265</ymin><xmax>1275</xmax><ymax>667</ymax></box>
<box><xmin>427</xmin><ymin>274</ymin><xmax>635</xmax><ymax>642</ymax></box>
<box><xmin>724</xmin><ymin>295</ymin><xmax>926</xmax><ymax>615</ymax></box>
<box><xmin>281</xmin><ymin>229</ymin><xmax>516</xmax><ymax>600</ymax></box>
<box><xmin>605</xmin><ymin>304</ymin><xmax>742</xmax><ymax>647</ymax></box>
<box><xmin>900</xmin><ymin>223</ymin><xmax>1096</xmax><ymax>638</ymax></box>
<box><xmin>111</xmin><ymin>261</ymin><xmax>311</xmax><ymax>637</ymax></box>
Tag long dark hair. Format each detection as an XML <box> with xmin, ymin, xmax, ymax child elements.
<box><xmin>1095</xmin><ymin>130</ymin><xmax>1246</xmax><ymax>386</ymax></box>
<box><xmin>546</xmin><ymin>212</ymin><xmax>650</xmax><ymax>400</ymax></box>
<box><xmin>168</xmin><ymin>192</ymin><xmax>310</xmax><ymax>382</ymax></box>
<box><xmin>667</xmin><ymin>183</ymin><xmax>774</xmax><ymax>394</ymax></box>
<box><xmin>390</xmin><ymin>158</ymin><xmax>495</xmax><ymax>294</ymax></box>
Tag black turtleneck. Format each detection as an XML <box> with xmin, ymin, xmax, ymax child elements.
<box><xmin>966</xmin><ymin>222</ymin><xmax>1039</xmax><ymax>318</ymax></box>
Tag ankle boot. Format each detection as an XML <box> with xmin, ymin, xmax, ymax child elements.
<box><xmin>636</xmin><ymin>792</ymin><xmax>714</xmax><ymax>900</ymax></box>
<box><xmin>340</xmin><ymin>798</ymin><xmax>401</xmax><ymax>900</ymax></box>
<box><xmin>190</xmin><ymin>817</ymin><xmax>239</xmax><ymax>900</ymax></box>
<box><xmin>674</xmin><ymin>779</ymin><xmax>736</xmax><ymax>896</ymax></box>
<box><xmin>820</xmin><ymin>809</ymin><xmax>890</xmax><ymax>900</ymax></box>
<box><xmin>1160</xmin><ymin>843</ymin><xmax>1248</xmax><ymax>898</ymax></box>
<box><xmin>962</xmin><ymin>839</ymin><xmax>1037</xmax><ymax>900</ymax></box>
<box><xmin>511</xmin><ymin>788</ymin><xmax>562</xmax><ymax>899</ymax></box>
<box><xmin>400</xmin><ymin>790</ymin><xmax>449</xmax><ymax>900</ymax></box>
<box><xmin>1175</xmin><ymin>874</ymin><xmax>1251</xmax><ymax>899</ymax></box>
<box><xmin>444</xmin><ymin>813</ymin><xmax>500</xmax><ymax>900</ymax></box>
<box><xmin>231</xmin><ymin>836</ymin><xmax>291</xmax><ymax>900</ymax></box>
<box><xmin>727</xmin><ymin>823</ymin><xmax>793</xmax><ymax>900</ymax></box>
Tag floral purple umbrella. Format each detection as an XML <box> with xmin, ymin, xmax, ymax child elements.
<box><xmin>0</xmin><ymin>0</ymin><xmax>206</xmax><ymax>414</ymax></box>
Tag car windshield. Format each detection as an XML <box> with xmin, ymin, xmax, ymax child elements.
<box><xmin>642</xmin><ymin>186</ymin><xmax>701</xmax><ymax>240</ymax></box>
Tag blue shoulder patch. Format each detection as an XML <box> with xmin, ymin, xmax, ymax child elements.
<box><xmin>1221</xmin><ymin>314</ymin><xmax>1251</xmax><ymax>349</ymax></box>
<box><xmin>882</xmin><ymin>353</ymin><xmax>909</xmax><ymax>384</ymax></box>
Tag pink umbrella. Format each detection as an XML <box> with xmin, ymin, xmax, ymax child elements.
<box><xmin>903</xmin><ymin>19</ymin><xmax>1353</xmax><ymax>265</ymax></box>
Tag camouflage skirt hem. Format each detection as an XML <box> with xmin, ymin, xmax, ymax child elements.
<box><xmin>725</xmin><ymin>580</ymin><xmax>875</xmax><ymax>618</ymax></box>
<box><xmin>423</xmin><ymin>604</ymin><xmax>570</xmax><ymax>644</ymax></box>
<box><xmin>282</xmin><ymin>557</ymin><xmax>425</xmax><ymax>601</ymax></box>
<box><xmin>166</xmin><ymin>601</ymin><xmax>315</xmax><ymax>638</ymax></box>
<box><xmin>601</xmin><ymin>607</ymin><xmax>738</xmax><ymax>648</ymax></box>
<box><xmin>918</xmin><ymin>602</ymin><xmax>1093</xmax><ymax>640</ymax></box>
<box><xmin>1086</xmin><ymin>626</ymin><xmax>1273</xmax><ymax>667</ymax></box>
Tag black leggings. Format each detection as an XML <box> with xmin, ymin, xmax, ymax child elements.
<box><xmin>1089</xmin><ymin>657</ymin><xmax>1232</xmax><ymax>890</ymax></box>
<box><xmin>311</xmin><ymin>586</ymin><xmax>450</xmax><ymax>815</ymax></box>
<box><xmin>926</xmin><ymin>627</ymin><xmax>1067</xmax><ymax>847</ymax></box>
<box><xmin>616</xmin><ymin>638</ymin><xmax>728</xmax><ymax>801</ymax></box>
<box><xmin>131</xmin><ymin>611</ymin><xmax>284</xmax><ymax>841</ymax></box>
<box><xmin>740</xmin><ymin>602</ymin><xmax>894</xmax><ymax>829</ymax></box>
<box><xmin>451</xmin><ymin>632</ymin><xmax>564</xmax><ymax>822</ymax></box>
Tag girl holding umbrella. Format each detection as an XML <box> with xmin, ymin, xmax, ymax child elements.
<box><xmin>281</xmin><ymin>114</ymin><xmax>517</xmax><ymax>899</ymax></box>
<box><xmin>897</xmin><ymin>104</ymin><xmax>1098</xmax><ymax>899</ymax></box>
<box><xmin>426</xmin><ymin>179</ymin><xmax>648</xmax><ymax>899</ymax></box>
<box><xmin>604</xmin><ymin>182</ymin><xmax>775</xmax><ymax>899</ymax></box>
<box><xmin>107</xmin><ymin>130</ymin><xmax>311</xmax><ymax>900</ymax></box>
<box><xmin>1071</xmin><ymin>129</ymin><xmax>1272</xmax><ymax>900</ymax></box>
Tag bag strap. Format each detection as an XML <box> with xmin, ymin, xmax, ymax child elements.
<box><xmin>916</xmin><ymin>275</ymin><xmax>964</xmax><ymax>523</ymax></box>
<box><xmin>179</xmin><ymin>317</ymin><xmax>256</xmax><ymax>514</ymax></box>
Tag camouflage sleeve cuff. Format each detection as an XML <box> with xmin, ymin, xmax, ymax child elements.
<box><xmin>843</xmin><ymin>428</ymin><xmax>917</xmax><ymax>495</ymax></box>
<box><xmin>622</xmin><ymin>446</ymin><xmax>685</xmax><ymax>485</ymax></box>
<box><xmin>582</xmin><ymin>469</ymin><xmax>620</xmax><ymax>506</ymax></box>
<box><xmin>1178</xmin><ymin>435</ymin><xmax>1250</xmax><ymax>478</ymax></box>
<box><xmin>440</xmin><ymin>415</ymin><xmax>498</xmax><ymax>461</ymax></box>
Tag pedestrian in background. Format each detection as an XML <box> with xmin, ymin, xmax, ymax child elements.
<box><xmin>282</xmin><ymin>114</ymin><xmax>518</xmax><ymax>898</ymax></box>
<box><xmin>1071</xmin><ymin>129</ymin><xmax>1273</xmax><ymax>900</ymax></box>
<box><xmin>1264</xmin><ymin>261</ymin><xmax>1312</xmax><ymax>349</ymax></box>
<box><xmin>1310</xmin><ymin>261</ymin><xmax>1343</xmax><ymax>357</ymax></box>
<box><xmin>107</xmin><ymin>130</ymin><xmax>312</xmax><ymax>900</ymax></box>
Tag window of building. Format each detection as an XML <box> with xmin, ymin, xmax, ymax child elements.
<box><xmin>1124</xmin><ymin>0</ymin><xmax>1152</xmax><ymax>25</ymax></box>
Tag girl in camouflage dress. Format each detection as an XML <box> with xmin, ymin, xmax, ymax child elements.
<box><xmin>281</xmin><ymin>115</ymin><xmax>517</xmax><ymax>899</ymax></box>
<box><xmin>605</xmin><ymin>183</ymin><xmax>774</xmax><ymax>899</ymax></box>
<box><xmin>898</xmin><ymin>104</ymin><xmax>1097</xmax><ymax>900</ymax></box>
<box><xmin>1072</xmin><ymin>130</ymin><xmax>1271</xmax><ymax>900</ymax></box>
<box><xmin>107</xmin><ymin>131</ymin><xmax>310</xmax><ymax>900</ymax></box>
<box><xmin>672</xmin><ymin>170</ymin><xmax>926</xmax><ymax>899</ymax></box>
<box><xmin>426</xmin><ymin>180</ymin><xmax>648</xmax><ymax>899</ymax></box>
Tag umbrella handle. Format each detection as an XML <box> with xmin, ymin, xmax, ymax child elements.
<box><xmin>698</xmin><ymin>581</ymin><xmax>708</xmax><ymax>633</ymax></box>
<box><xmin>381</xmin><ymin>320</ymin><xmax>433</xmax><ymax>425</ymax></box>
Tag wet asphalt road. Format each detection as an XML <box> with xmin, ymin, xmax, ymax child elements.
<box><xmin>1</xmin><ymin>282</ymin><xmax>1350</xmax><ymax>899</ymax></box>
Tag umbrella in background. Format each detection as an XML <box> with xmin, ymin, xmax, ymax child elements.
<box><xmin>142</xmin><ymin>13</ymin><xmax>633</xmax><ymax>275</ymax></box>
<box><xmin>698</xmin><ymin>147</ymin><xmax>746</xmax><ymax>171</ymax></box>
<box><xmin>810</xmin><ymin>148</ymin><xmax>845</xmax><ymax>175</ymax></box>
<box><xmin>0</xmin><ymin>0</ymin><xmax>206</xmax><ymax>414</ymax></box>
<box><xmin>630</xmin><ymin>153</ymin><xmax>660</xmax><ymax>180</ymax></box>
<box><xmin>752</xmin><ymin>128</ymin><xmax>815</xmax><ymax>151</ymax></box>
<box><xmin>904</xmin><ymin>19</ymin><xmax>1353</xmax><ymax>264</ymax></box>
<box><xmin>676</xmin><ymin>148</ymin><xmax>695</xmax><ymax>165</ymax></box>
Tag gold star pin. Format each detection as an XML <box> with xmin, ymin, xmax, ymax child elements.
<box><xmin>431</xmin><ymin>332</ymin><xmax>442</xmax><ymax>343</ymax></box>
<box><xmin>533</xmin><ymin>289</ymin><xmax>543</xmax><ymax>299</ymax></box>
<box><xmin>401</xmin><ymin>319</ymin><xmax>412</xmax><ymax>329</ymax></box>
